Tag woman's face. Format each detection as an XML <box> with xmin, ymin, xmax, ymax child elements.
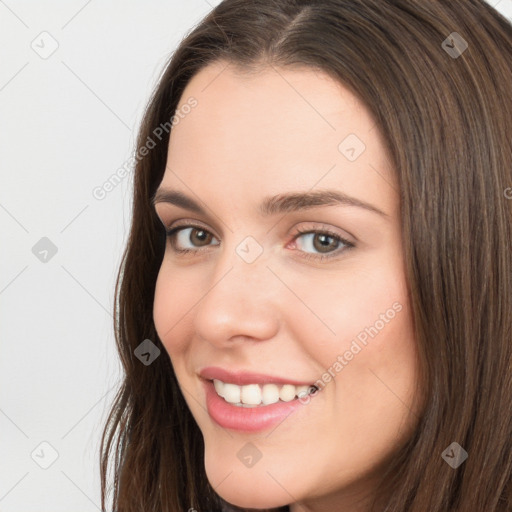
<box><xmin>153</xmin><ymin>61</ymin><xmax>422</xmax><ymax>511</ymax></box>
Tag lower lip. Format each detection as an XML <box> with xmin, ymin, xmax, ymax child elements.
<box><xmin>203</xmin><ymin>379</ymin><xmax>315</xmax><ymax>432</ymax></box>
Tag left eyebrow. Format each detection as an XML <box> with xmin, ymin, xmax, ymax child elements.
<box><xmin>151</xmin><ymin>188</ymin><xmax>390</xmax><ymax>219</ymax></box>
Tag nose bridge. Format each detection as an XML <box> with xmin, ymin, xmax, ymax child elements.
<box><xmin>193</xmin><ymin>234</ymin><xmax>280</xmax><ymax>344</ymax></box>
<box><xmin>213</xmin><ymin>233</ymin><xmax>272</xmax><ymax>299</ymax></box>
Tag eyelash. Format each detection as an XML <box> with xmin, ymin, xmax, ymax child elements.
<box><xmin>164</xmin><ymin>222</ymin><xmax>355</xmax><ymax>262</ymax></box>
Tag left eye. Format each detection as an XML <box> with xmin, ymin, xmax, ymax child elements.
<box><xmin>293</xmin><ymin>230</ymin><xmax>351</xmax><ymax>255</ymax></box>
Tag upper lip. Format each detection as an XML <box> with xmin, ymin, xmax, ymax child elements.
<box><xmin>199</xmin><ymin>366</ymin><xmax>316</xmax><ymax>386</ymax></box>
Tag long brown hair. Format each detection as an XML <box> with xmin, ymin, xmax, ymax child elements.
<box><xmin>99</xmin><ymin>1</ymin><xmax>512</xmax><ymax>510</ymax></box>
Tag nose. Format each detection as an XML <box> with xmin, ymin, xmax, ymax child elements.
<box><xmin>193</xmin><ymin>248</ymin><xmax>281</xmax><ymax>348</ymax></box>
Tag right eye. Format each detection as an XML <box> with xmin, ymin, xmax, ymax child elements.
<box><xmin>165</xmin><ymin>224</ymin><xmax>220</xmax><ymax>255</ymax></box>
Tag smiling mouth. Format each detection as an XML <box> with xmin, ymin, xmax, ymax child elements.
<box><xmin>211</xmin><ymin>379</ymin><xmax>319</xmax><ymax>407</ymax></box>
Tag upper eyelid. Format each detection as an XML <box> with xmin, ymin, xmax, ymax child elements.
<box><xmin>163</xmin><ymin>219</ymin><xmax>351</xmax><ymax>238</ymax></box>
<box><xmin>164</xmin><ymin>219</ymin><xmax>217</xmax><ymax>237</ymax></box>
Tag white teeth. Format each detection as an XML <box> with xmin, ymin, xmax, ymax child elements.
<box><xmin>296</xmin><ymin>385</ymin><xmax>310</xmax><ymax>398</ymax></box>
<box><xmin>213</xmin><ymin>379</ymin><xmax>224</xmax><ymax>397</ymax></box>
<box><xmin>212</xmin><ymin>380</ymin><xmax>317</xmax><ymax>406</ymax></box>
<box><xmin>279</xmin><ymin>384</ymin><xmax>296</xmax><ymax>402</ymax></box>
<box><xmin>222</xmin><ymin>383</ymin><xmax>241</xmax><ymax>404</ymax></box>
<box><xmin>262</xmin><ymin>383</ymin><xmax>280</xmax><ymax>405</ymax></box>
<box><xmin>240</xmin><ymin>384</ymin><xmax>262</xmax><ymax>405</ymax></box>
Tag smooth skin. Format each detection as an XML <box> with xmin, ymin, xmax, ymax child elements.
<box><xmin>153</xmin><ymin>60</ymin><xmax>423</xmax><ymax>512</ymax></box>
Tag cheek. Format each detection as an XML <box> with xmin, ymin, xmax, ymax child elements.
<box><xmin>328</xmin><ymin>292</ymin><xmax>420</xmax><ymax>458</ymax></box>
<box><xmin>279</xmin><ymin>252</ymin><xmax>412</xmax><ymax>374</ymax></box>
<box><xmin>285</xmin><ymin>252</ymin><xmax>420</xmax><ymax>430</ymax></box>
<box><xmin>153</xmin><ymin>264</ymin><xmax>198</xmax><ymax>356</ymax></box>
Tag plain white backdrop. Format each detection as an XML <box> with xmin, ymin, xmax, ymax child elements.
<box><xmin>1</xmin><ymin>0</ymin><xmax>511</xmax><ymax>510</ymax></box>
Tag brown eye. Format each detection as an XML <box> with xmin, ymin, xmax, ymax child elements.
<box><xmin>166</xmin><ymin>225</ymin><xmax>219</xmax><ymax>253</ymax></box>
<box><xmin>312</xmin><ymin>233</ymin><xmax>339</xmax><ymax>253</ymax></box>
<box><xmin>188</xmin><ymin>228</ymin><xmax>213</xmax><ymax>247</ymax></box>
<box><xmin>292</xmin><ymin>229</ymin><xmax>354</xmax><ymax>261</ymax></box>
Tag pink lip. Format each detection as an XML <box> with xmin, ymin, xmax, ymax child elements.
<box><xmin>199</xmin><ymin>366</ymin><xmax>316</xmax><ymax>386</ymax></box>
<box><xmin>203</xmin><ymin>379</ymin><xmax>318</xmax><ymax>432</ymax></box>
<box><xmin>199</xmin><ymin>366</ymin><xmax>320</xmax><ymax>432</ymax></box>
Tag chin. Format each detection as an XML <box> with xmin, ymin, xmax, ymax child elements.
<box><xmin>204</xmin><ymin>452</ymin><xmax>292</xmax><ymax>509</ymax></box>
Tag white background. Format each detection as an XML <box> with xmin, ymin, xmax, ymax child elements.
<box><xmin>1</xmin><ymin>1</ymin><xmax>511</xmax><ymax>510</ymax></box>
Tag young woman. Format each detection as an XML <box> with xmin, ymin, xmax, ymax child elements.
<box><xmin>100</xmin><ymin>1</ymin><xmax>512</xmax><ymax>510</ymax></box>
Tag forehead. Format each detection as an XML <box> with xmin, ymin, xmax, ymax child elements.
<box><xmin>163</xmin><ymin>61</ymin><xmax>397</xmax><ymax>216</ymax></box>
<box><xmin>171</xmin><ymin>61</ymin><xmax>373</xmax><ymax>153</ymax></box>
